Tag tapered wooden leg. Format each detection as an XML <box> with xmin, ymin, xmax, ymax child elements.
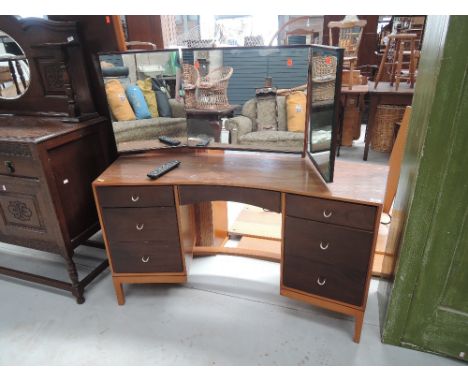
<box><xmin>353</xmin><ymin>312</ymin><xmax>364</xmax><ymax>343</ymax></box>
<box><xmin>112</xmin><ymin>278</ymin><xmax>125</xmax><ymax>305</ymax></box>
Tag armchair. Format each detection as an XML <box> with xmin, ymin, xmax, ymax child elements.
<box><xmin>197</xmin><ymin>66</ymin><xmax>233</xmax><ymax>110</ymax></box>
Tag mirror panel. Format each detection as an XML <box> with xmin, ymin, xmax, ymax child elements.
<box><xmin>182</xmin><ymin>46</ymin><xmax>310</xmax><ymax>153</ymax></box>
<box><xmin>0</xmin><ymin>30</ymin><xmax>30</xmax><ymax>99</ymax></box>
<box><xmin>99</xmin><ymin>49</ymin><xmax>188</xmax><ymax>151</ymax></box>
<box><xmin>307</xmin><ymin>45</ymin><xmax>343</xmax><ymax>182</ymax></box>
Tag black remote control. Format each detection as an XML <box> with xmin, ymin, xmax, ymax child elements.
<box><xmin>159</xmin><ymin>136</ymin><xmax>181</xmax><ymax>146</ymax></box>
<box><xmin>147</xmin><ymin>160</ymin><xmax>181</xmax><ymax>179</ymax></box>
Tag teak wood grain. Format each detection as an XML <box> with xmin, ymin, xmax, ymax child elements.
<box><xmin>94</xmin><ymin>150</ymin><xmax>384</xmax><ymax>206</ymax></box>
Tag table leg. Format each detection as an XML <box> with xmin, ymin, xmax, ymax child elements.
<box><xmin>113</xmin><ymin>278</ymin><xmax>125</xmax><ymax>305</ymax></box>
<box><xmin>364</xmin><ymin>95</ymin><xmax>378</xmax><ymax>161</ymax></box>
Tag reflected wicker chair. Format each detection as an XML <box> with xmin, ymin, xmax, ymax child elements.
<box><xmin>182</xmin><ymin>64</ymin><xmax>200</xmax><ymax>108</ymax></box>
<box><xmin>197</xmin><ymin>66</ymin><xmax>233</xmax><ymax>110</ymax></box>
<box><xmin>311</xmin><ymin>55</ymin><xmax>337</xmax><ymax>102</ymax></box>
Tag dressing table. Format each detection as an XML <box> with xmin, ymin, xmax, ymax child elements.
<box><xmin>93</xmin><ymin>149</ymin><xmax>382</xmax><ymax>343</ymax></box>
<box><xmin>93</xmin><ymin>45</ymin><xmax>381</xmax><ymax>342</ymax></box>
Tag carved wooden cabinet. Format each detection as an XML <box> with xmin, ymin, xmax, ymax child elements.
<box><xmin>0</xmin><ymin>115</ymin><xmax>114</xmax><ymax>303</ymax></box>
<box><xmin>0</xmin><ymin>16</ymin><xmax>118</xmax><ymax>302</ymax></box>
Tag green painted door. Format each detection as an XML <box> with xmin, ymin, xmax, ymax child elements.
<box><xmin>381</xmin><ymin>16</ymin><xmax>468</xmax><ymax>361</ymax></box>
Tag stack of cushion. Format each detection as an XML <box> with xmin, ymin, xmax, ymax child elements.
<box><xmin>105</xmin><ymin>78</ymin><xmax>175</xmax><ymax>122</ymax></box>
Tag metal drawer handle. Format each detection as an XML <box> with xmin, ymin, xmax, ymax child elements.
<box><xmin>141</xmin><ymin>256</ymin><xmax>150</xmax><ymax>263</ymax></box>
<box><xmin>320</xmin><ymin>241</ymin><xmax>329</xmax><ymax>250</ymax></box>
<box><xmin>131</xmin><ymin>195</ymin><xmax>140</xmax><ymax>202</ymax></box>
<box><xmin>323</xmin><ymin>210</ymin><xmax>332</xmax><ymax>218</ymax></box>
<box><xmin>317</xmin><ymin>277</ymin><xmax>327</xmax><ymax>286</ymax></box>
<box><xmin>136</xmin><ymin>223</ymin><xmax>144</xmax><ymax>231</ymax></box>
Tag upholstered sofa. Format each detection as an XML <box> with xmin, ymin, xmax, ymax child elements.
<box><xmin>225</xmin><ymin>95</ymin><xmax>332</xmax><ymax>152</ymax></box>
<box><xmin>112</xmin><ymin>99</ymin><xmax>187</xmax><ymax>145</ymax></box>
<box><xmin>224</xmin><ymin>96</ymin><xmax>306</xmax><ymax>151</ymax></box>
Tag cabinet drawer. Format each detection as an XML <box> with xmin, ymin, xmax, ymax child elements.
<box><xmin>284</xmin><ymin>216</ymin><xmax>374</xmax><ymax>272</ymax></box>
<box><xmin>283</xmin><ymin>259</ymin><xmax>367</xmax><ymax>306</ymax></box>
<box><xmin>101</xmin><ymin>207</ymin><xmax>179</xmax><ymax>242</ymax></box>
<box><xmin>0</xmin><ymin>154</ymin><xmax>38</xmax><ymax>178</ymax></box>
<box><xmin>97</xmin><ymin>185</ymin><xmax>174</xmax><ymax>208</ymax></box>
<box><xmin>286</xmin><ymin>194</ymin><xmax>376</xmax><ymax>231</ymax></box>
<box><xmin>108</xmin><ymin>240</ymin><xmax>183</xmax><ymax>273</ymax></box>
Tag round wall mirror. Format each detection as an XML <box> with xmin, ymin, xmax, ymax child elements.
<box><xmin>0</xmin><ymin>30</ymin><xmax>30</xmax><ymax>99</ymax></box>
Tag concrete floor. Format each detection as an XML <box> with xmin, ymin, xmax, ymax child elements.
<box><xmin>0</xmin><ymin>241</ymin><xmax>461</xmax><ymax>366</ymax></box>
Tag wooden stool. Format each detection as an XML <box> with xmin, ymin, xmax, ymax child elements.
<box><xmin>374</xmin><ymin>33</ymin><xmax>418</xmax><ymax>90</ymax></box>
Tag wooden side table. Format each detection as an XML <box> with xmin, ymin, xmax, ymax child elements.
<box><xmin>186</xmin><ymin>105</ymin><xmax>239</xmax><ymax>143</ymax></box>
<box><xmin>364</xmin><ymin>81</ymin><xmax>414</xmax><ymax>160</ymax></box>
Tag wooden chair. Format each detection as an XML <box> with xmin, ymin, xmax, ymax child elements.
<box><xmin>374</xmin><ymin>33</ymin><xmax>418</xmax><ymax>90</ymax></box>
<box><xmin>328</xmin><ymin>17</ymin><xmax>367</xmax><ymax>90</ymax></box>
<box><xmin>197</xmin><ymin>66</ymin><xmax>233</xmax><ymax>110</ymax></box>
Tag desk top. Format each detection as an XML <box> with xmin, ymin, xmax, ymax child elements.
<box><xmin>368</xmin><ymin>81</ymin><xmax>415</xmax><ymax>95</ymax></box>
<box><xmin>0</xmin><ymin>115</ymin><xmax>106</xmax><ymax>143</ymax></box>
<box><xmin>94</xmin><ymin>149</ymin><xmax>386</xmax><ymax>206</ymax></box>
<box><xmin>341</xmin><ymin>85</ymin><xmax>369</xmax><ymax>94</ymax></box>
<box><xmin>185</xmin><ymin>105</ymin><xmax>240</xmax><ymax>116</ymax></box>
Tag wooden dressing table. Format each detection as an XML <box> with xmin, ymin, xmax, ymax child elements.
<box><xmin>93</xmin><ymin>149</ymin><xmax>382</xmax><ymax>342</ymax></box>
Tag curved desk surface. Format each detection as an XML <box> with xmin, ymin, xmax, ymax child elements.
<box><xmin>95</xmin><ymin>149</ymin><xmax>385</xmax><ymax>206</ymax></box>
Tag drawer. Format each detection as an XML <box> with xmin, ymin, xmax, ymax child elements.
<box><xmin>101</xmin><ymin>207</ymin><xmax>179</xmax><ymax>242</ymax></box>
<box><xmin>0</xmin><ymin>154</ymin><xmax>38</xmax><ymax>178</ymax></box>
<box><xmin>286</xmin><ymin>194</ymin><xmax>376</xmax><ymax>231</ymax></box>
<box><xmin>284</xmin><ymin>216</ymin><xmax>374</xmax><ymax>272</ymax></box>
<box><xmin>97</xmin><ymin>185</ymin><xmax>174</xmax><ymax>208</ymax></box>
<box><xmin>179</xmin><ymin>185</ymin><xmax>281</xmax><ymax>212</ymax></box>
<box><xmin>108</xmin><ymin>240</ymin><xmax>183</xmax><ymax>273</ymax></box>
<box><xmin>283</xmin><ymin>259</ymin><xmax>367</xmax><ymax>306</ymax></box>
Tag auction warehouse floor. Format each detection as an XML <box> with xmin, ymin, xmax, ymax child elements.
<box><xmin>0</xmin><ymin>240</ymin><xmax>461</xmax><ymax>366</ymax></box>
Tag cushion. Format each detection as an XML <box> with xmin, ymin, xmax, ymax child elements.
<box><xmin>102</xmin><ymin>66</ymin><xmax>129</xmax><ymax>77</ymax></box>
<box><xmin>137</xmin><ymin>78</ymin><xmax>159</xmax><ymax>118</ymax></box>
<box><xmin>256</xmin><ymin>96</ymin><xmax>278</xmax><ymax>131</ymax></box>
<box><xmin>104</xmin><ymin>79</ymin><xmax>136</xmax><ymax>122</ymax></box>
<box><xmin>126</xmin><ymin>85</ymin><xmax>151</xmax><ymax>120</ymax></box>
<box><xmin>152</xmin><ymin>79</ymin><xmax>172</xmax><ymax>117</ymax></box>
<box><xmin>286</xmin><ymin>91</ymin><xmax>307</xmax><ymax>132</ymax></box>
<box><xmin>276</xmin><ymin>96</ymin><xmax>287</xmax><ymax>131</ymax></box>
<box><xmin>241</xmin><ymin>98</ymin><xmax>258</xmax><ymax>131</ymax></box>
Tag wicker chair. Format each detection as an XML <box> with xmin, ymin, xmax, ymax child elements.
<box><xmin>197</xmin><ymin>66</ymin><xmax>233</xmax><ymax>110</ymax></box>
<box><xmin>311</xmin><ymin>55</ymin><xmax>337</xmax><ymax>102</ymax></box>
<box><xmin>182</xmin><ymin>64</ymin><xmax>200</xmax><ymax>108</ymax></box>
<box><xmin>328</xmin><ymin>16</ymin><xmax>367</xmax><ymax>89</ymax></box>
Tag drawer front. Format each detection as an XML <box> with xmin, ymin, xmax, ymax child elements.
<box><xmin>179</xmin><ymin>185</ymin><xmax>281</xmax><ymax>212</ymax></box>
<box><xmin>283</xmin><ymin>259</ymin><xmax>367</xmax><ymax>306</ymax></box>
<box><xmin>108</xmin><ymin>240</ymin><xmax>183</xmax><ymax>273</ymax></box>
<box><xmin>0</xmin><ymin>154</ymin><xmax>38</xmax><ymax>178</ymax></box>
<box><xmin>101</xmin><ymin>207</ymin><xmax>179</xmax><ymax>242</ymax></box>
<box><xmin>284</xmin><ymin>216</ymin><xmax>374</xmax><ymax>272</ymax></box>
<box><xmin>97</xmin><ymin>186</ymin><xmax>174</xmax><ymax>208</ymax></box>
<box><xmin>286</xmin><ymin>193</ymin><xmax>377</xmax><ymax>231</ymax></box>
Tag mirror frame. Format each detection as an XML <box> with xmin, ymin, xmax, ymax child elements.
<box><xmin>306</xmin><ymin>44</ymin><xmax>344</xmax><ymax>183</ymax></box>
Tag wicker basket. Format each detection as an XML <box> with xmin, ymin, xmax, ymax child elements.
<box><xmin>312</xmin><ymin>55</ymin><xmax>337</xmax><ymax>79</ymax></box>
<box><xmin>312</xmin><ymin>80</ymin><xmax>335</xmax><ymax>102</ymax></box>
<box><xmin>371</xmin><ymin>105</ymin><xmax>405</xmax><ymax>152</ymax></box>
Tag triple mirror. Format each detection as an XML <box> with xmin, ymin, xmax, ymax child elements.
<box><xmin>98</xmin><ymin>45</ymin><xmax>342</xmax><ymax>182</ymax></box>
